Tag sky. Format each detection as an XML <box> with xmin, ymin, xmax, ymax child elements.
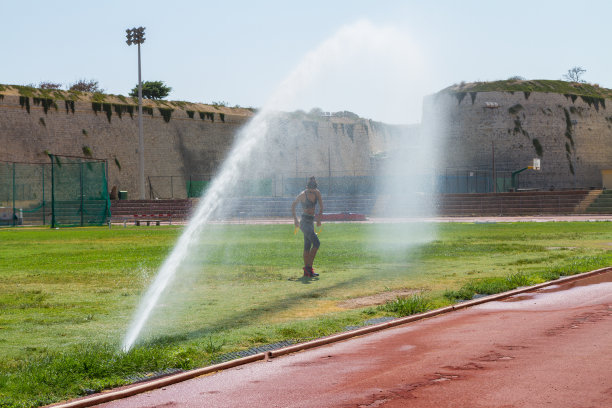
<box><xmin>2</xmin><ymin>0</ymin><xmax>611</xmax><ymax>124</ymax></box>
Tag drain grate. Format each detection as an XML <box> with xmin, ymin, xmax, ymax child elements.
<box><xmin>345</xmin><ymin>316</ymin><xmax>396</xmax><ymax>331</ymax></box>
<box><xmin>124</xmin><ymin>317</ymin><xmax>398</xmax><ymax>385</ymax></box>
<box><xmin>125</xmin><ymin>367</ymin><xmax>185</xmax><ymax>384</ymax></box>
<box><xmin>212</xmin><ymin>340</ymin><xmax>296</xmax><ymax>364</ymax></box>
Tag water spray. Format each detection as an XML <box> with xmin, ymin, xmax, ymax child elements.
<box><xmin>121</xmin><ymin>19</ymin><xmax>433</xmax><ymax>352</ymax></box>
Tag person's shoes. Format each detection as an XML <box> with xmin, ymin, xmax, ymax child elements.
<box><xmin>308</xmin><ymin>266</ymin><xmax>319</xmax><ymax>277</ymax></box>
<box><xmin>303</xmin><ymin>267</ymin><xmax>313</xmax><ymax>277</ymax></box>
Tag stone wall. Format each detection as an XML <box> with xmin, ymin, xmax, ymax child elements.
<box><xmin>0</xmin><ymin>94</ymin><xmax>411</xmax><ymax>198</ymax></box>
<box><xmin>426</xmin><ymin>91</ymin><xmax>612</xmax><ymax>189</ymax></box>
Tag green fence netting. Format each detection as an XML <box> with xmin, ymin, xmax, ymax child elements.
<box><xmin>0</xmin><ymin>156</ymin><xmax>110</xmax><ymax>227</ymax></box>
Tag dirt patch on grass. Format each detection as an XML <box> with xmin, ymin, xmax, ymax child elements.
<box><xmin>338</xmin><ymin>289</ymin><xmax>419</xmax><ymax>309</ymax></box>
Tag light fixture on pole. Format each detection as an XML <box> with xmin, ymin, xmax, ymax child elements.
<box><xmin>126</xmin><ymin>26</ymin><xmax>146</xmax><ymax>199</ymax></box>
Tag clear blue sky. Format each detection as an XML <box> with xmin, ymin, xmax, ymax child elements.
<box><xmin>3</xmin><ymin>0</ymin><xmax>610</xmax><ymax>124</ymax></box>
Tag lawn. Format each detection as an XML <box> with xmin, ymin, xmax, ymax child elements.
<box><xmin>1</xmin><ymin>221</ymin><xmax>611</xmax><ymax>407</ymax></box>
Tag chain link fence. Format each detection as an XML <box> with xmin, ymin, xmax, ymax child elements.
<box><xmin>0</xmin><ymin>156</ymin><xmax>110</xmax><ymax>227</ymax></box>
<box><xmin>145</xmin><ymin>168</ymin><xmax>530</xmax><ymax>200</ymax></box>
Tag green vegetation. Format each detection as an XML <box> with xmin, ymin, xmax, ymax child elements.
<box><xmin>532</xmin><ymin>138</ymin><xmax>543</xmax><ymax>157</ymax></box>
<box><xmin>199</xmin><ymin>111</ymin><xmax>215</xmax><ymax>121</ymax></box>
<box><xmin>379</xmin><ymin>294</ymin><xmax>432</xmax><ymax>316</ymax></box>
<box><xmin>1</xmin><ymin>222</ymin><xmax>611</xmax><ymax>407</ymax></box>
<box><xmin>65</xmin><ymin>100</ymin><xmax>75</xmax><ymax>114</ymax></box>
<box><xmin>130</xmin><ymin>81</ymin><xmax>172</xmax><ymax>100</ymax></box>
<box><xmin>0</xmin><ymin>84</ymin><xmax>248</xmax><ymax>117</ymax></box>
<box><xmin>508</xmin><ymin>103</ymin><xmax>524</xmax><ymax>115</ymax></box>
<box><xmin>442</xmin><ymin>79</ymin><xmax>612</xmax><ymax>99</ymax></box>
<box><xmin>102</xmin><ymin>103</ymin><xmax>112</xmax><ymax>122</ymax></box>
<box><xmin>19</xmin><ymin>96</ymin><xmax>30</xmax><ymax>113</ymax></box>
<box><xmin>158</xmin><ymin>107</ymin><xmax>174</xmax><ymax>123</ymax></box>
<box><xmin>32</xmin><ymin>98</ymin><xmax>57</xmax><ymax>114</ymax></box>
<box><xmin>211</xmin><ymin>101</ymin><xmax>228</xmax><ymax>108</ymax></box>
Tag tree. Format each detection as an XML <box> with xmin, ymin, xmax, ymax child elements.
<box><xmin>563</xmin><ymin>67</ymin><xmax>586</xmax><ymax>83</ymax></box>
<box><xmin>39</xmin><ymin>81</ymin><xmax>62</xmax><ymax>89</ymax></box>
<box><xmin>129</xmin><ymin>80</ymin><xmax>172</xmax><ymax>100</ymax></box>
<box><xmin>69</xmin><ymin>79</ymin><xmax>103</xmax><ymax>93</ymax></box>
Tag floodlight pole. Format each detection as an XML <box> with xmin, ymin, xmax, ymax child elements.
<box><xmin>137</xmin><ymin>41</ymin><xmax>144</xmax><ymax>200</ymax></box>
<box><xmin>126</xmin><ymin>27</ymin><xmax>146</xmax><ymax>199</ymax></box>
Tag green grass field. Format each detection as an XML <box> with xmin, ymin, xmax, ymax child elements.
<box><xmin>1</xmin><ymin>221</ymin><xmax>612</xmax><ymax>407</ymax></box>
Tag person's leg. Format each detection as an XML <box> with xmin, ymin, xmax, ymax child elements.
<box><xmin>307</xmin><ymin>247</ymin><xmax>318</xmax><ymax>267</ymax></box>
<box><xmin>300</xmin><ymin>216</ymin><xmax>319</xmax><ymax>276</ymax></box>
<box><xmin>301</xmin><ymin>217</ymin><xmax>314</xmax><ymax>276</ymax></box>
<box><xmin>306</xmin><ymin>232</ymin><xmax>320</xmax><ymax>275</ymax></box>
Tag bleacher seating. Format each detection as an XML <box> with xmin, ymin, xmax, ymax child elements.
<box><xmin>436</xmin><ymin>190</ymin><xmax>593</xmax><ymax>216</ymax></box>
<box><xmin>110</xmin><ymin>199</ymin><xmax>193</xmax><ymax>223</ymax></box>
<box><xmin>108</xmin><ymin>190</ymin><xmax>611</xmax><ymax>222</ymax></box>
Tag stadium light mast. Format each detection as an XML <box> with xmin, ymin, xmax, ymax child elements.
<box><xmin>126</xmin><ymin>26</ymin><xmax>146</xmax><ymax>199</ymax></box>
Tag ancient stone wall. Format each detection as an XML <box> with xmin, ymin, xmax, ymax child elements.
<box><xmin>0</xmin><ymin>94</ymin><xmax>409</xmax><ymax>198</ymax></box>
<box><xmin>426</xmin><ymin>91</ymin><xmax>612</xmax><ymax>189</ymax></box>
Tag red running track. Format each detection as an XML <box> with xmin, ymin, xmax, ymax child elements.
<box><xmin>56</xmin><ymin>270</ymin><xmax>612</xmax><ymax>408</ymax></box>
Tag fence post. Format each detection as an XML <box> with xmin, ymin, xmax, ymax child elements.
<box><xmin>42</xmin><ymin>164</ymin><xmax>45</xmax><ymax>225</ymax></box>
<box><xmin>12</xmin><ymin>163</ymin><xmax>16</xmax><ymax>226</ymax></box>
<box><xmin>50</xmin><ymin>155</ymin><xmax>56</xmax><ymax>228</ymax></box>
<box><xmin>80</xmin><ymin>162</ymin><xmax>84</xmax><ymax>227</ymax></box>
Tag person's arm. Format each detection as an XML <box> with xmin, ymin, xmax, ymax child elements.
<box><xmin>291</xmin><ymin>193</ymin><xmax>301</xmax><ymax>227</ymax></box>
<box><xmin>316</xmin><ymin>190</ymin><xmax>324</xmax><ymax>226</ymax></box>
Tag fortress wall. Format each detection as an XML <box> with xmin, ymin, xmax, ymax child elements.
<box><xmin>0</xmin><ymin>95</ymin><xmax>243</xmax><ymax>197</ymax></box>
<box><xmin>0</xmin><ymin>95</ymin><xmax>407</xmax><ymax>198</ymax></box>
<box><xmin>427</xmin><ymin>91</ymin><xmax>612</xmax><ymax>189</ymax></box>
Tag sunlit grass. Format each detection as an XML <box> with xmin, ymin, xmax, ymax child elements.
<box><xmin>1</xmin><ymin>221</ymin><xmax>612</xmax><ymax>407</ymax></box>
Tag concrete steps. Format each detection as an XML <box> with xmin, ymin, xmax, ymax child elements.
<box><xmin>586</xmin><ymin>190</ymin><xmax>612</xmax><ymax>214</ymax></box>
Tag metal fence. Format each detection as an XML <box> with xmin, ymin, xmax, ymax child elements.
<box><xmin>0</xmin><ymin>156</ymin><xmax>110</xmax><ymax>227</ymax></box>
<box><xmin>140</xmin><ymin>168</ymin><xmax>532</xmax><ymax>200</ymax></box>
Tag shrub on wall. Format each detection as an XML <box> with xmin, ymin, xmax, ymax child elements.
<box><xmin>158</xmin><ymin>108</ymin><xmax>173</xmax><ymax>123</ymax></box>
<box><xmin>33</xmin><ymin>98</ymin><xmax>57</xmax><ymax>114</ymax></box>
<box><xmin>19</xmin><ymin>96</ymin><xmax>30</xmax><ymax>113</ymax></box>
<box><xmin>532</xmin><ymin>138</ymin><xmax>543</xmax><ymax>157</ymax></box>
<box><xmin>508</xmin><ymin>104</ymin><xmax>524</xmax><ymax>115</ymax></box>
<box><xmin>65</xmin><ymin>100</ymin><xmax>75</xmax><ymax>114</ymax></box>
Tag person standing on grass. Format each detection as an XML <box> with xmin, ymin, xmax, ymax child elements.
<box><xmin>292</xmin><ymin>176</ymin><xmax>324</xmax><ymax>278</ymax></box>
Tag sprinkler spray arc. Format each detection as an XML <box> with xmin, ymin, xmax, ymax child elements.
<box><xmin>120</xmin><ymin>20</ymin><xmax>434</xmax><ymax>352</ymax></box>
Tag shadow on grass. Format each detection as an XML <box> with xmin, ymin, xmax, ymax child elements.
<box><xmin>144</xmin><ymin>273</ymin><xmax>371</xmax><ymax>346</ymax></box>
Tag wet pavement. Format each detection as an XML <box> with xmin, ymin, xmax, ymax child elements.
<box><xmin>53</xmin><ymin>268</ymin><xmax>612</xmax><ymax>408</ymax></box>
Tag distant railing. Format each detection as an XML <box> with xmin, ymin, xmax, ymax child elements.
<box><xmin>145</xmin><ymin>168</ymin><xmax>551</xmax><ymax>199</ymax></box>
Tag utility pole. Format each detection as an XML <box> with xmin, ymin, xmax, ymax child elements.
<box><xmin>492</xmin><ymin>140</ymin><xmax>496</xmax><ymax>193</ymax></box>
<box><xmin>126</xmin><ymin>26</ymin><xmax>146</xmax><ymax>199</ymax></box>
